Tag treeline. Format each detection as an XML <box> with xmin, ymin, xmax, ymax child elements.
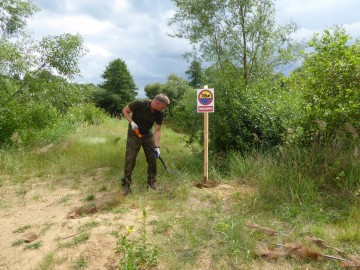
<box><xmin>1</xmin><ymin>1</ymin><xmax>359</xmax><ymax>158</ymax></box>
<box><xmin>0</xmin><ymin>1</ymin><xmax>139</xmax><ymax>145</ymax></box>
<box><xmin>164</xmin><ymin>1</ymin><xmax>359</xmax><ymax>155</ymax></box>
<box><xmin>145</xmin><ymin>0</ymin><xmax>360</xmax><ymax>207</ymax></box>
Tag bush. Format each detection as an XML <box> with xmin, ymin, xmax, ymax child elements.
<box><xmin>0</xmin><ymin>100</ymin><xmax>107</xmax><ymax>147</ymax></box>
<box><xmin>171</xmin><ymin>75</ymin><xmax>295</xmax><ymax>154</ymax></box>
<box><xmin>66</xmin><ymin>103</ymin><xmax>107</xmax><ymax>126</ymax></box>
<box><xmin>288</xmin><ymin>26</ymin><xmax>360</xmax><ymax>147</ymax></box>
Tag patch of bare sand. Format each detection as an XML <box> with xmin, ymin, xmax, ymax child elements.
<box><xmin>212</xmin><ymin>183</ymin><xmax>256</xmax><ymax>200</ymax></box>
<box><xmin>0</xmin><ymin>180</ymin><xmax>146</xmax><ymax>270</ymax></box>
<box><xmin>0</xmin><ymin>179</ymin><xmax>260</xmax><ymax>270</ymax></box>
<box><xmin>193</xmin><ymin>182</ymin><xmax>257</xmax><ymax>201</ymax></box>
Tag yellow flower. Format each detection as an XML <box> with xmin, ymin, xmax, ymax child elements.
<box><xmin>126</xmin><ymin>226</ymin><xmax>134</xmax><ymax>234</ymax></box>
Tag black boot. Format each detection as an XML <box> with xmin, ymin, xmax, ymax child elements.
<box><xmin>121</xmin><ymin>177</ymin><xmax>132</xmax><ymax>195</ymax></box>
<box><xmin>148</xmin><ymin>179</ymin><xmax>160</xmax><ymax>190</ymax></box>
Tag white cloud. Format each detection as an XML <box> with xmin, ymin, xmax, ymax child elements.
<box><xmin>85</xmin><ymin>43</ymin><xmax>112</xmax><ymax>58</ymax></box>
<box><xmin>26</xmin><ymin>0</ymin><xmax>360</xmax><ymax>97</ymax></box>
<box><xmin>28</xmin><ymin>13</ymin><xmax>116</xmax><ymax>37</ymax></box>
<box><xmin>276</xmin><ymin>0</ymin><xmax>360</xmax><ymax>29</ymax></box>
<box><xmin>344</xmin><ymin>22</ymin><xmax>360</xmax><ymax>38</ymax></box>
<box><xmin>113</xmin><ymin>0</ymin><xmax>130</xmax><ymax>11</ymax></box>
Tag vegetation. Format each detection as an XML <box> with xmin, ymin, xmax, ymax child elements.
<box><xmin>115</xmin><ymin>210</ymin><xmax>159</xmax><ymax>269</ymax></box>
<box><xmin>169</xmin><ymin>0</ymin><xmax>302</xmax><ymax>84</ymax></box>
<box><xmin>0</xmin><ymin>0</ymin><xmax>103</xmax><ymax>147</ymax></box>
<box><xmin>0</xmin><ymin>0</ymin><xmax>359</xmax><ymax>269</ymax></box>
<box><xmin>0</xmin><ymin>119</ymin><xmax>359</xmax><ymax>269</ymax></box>
<box><xmin>167</xmin><ymin>0</ymin><xmax>303</xmax><ymax>153</ymax></box>
<box><xmin>94</xmin><ymin>58</ymin><xmax>138</xmax><ymax>116</ymax></box>
<box><xmin>185</xmin><ymin>59</ymin><xmax>204</xmax><ymax>88</ymax></box>
<box><xmin>288</xmin><ymin>26</ymin><xmax>360</xmax><ymax>146</ymax></box>
<box><xmin>144</xmin><ymin>74</ymin><xmax>193</xmax><ymax>115</ymax></box>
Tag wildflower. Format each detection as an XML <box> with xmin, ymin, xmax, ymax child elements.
<box><xmin>126</xmin><ymin>226</ymin><xmax>134</xmax><ymax>234</ymax></box>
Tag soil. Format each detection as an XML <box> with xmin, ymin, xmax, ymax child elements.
<box><xmin>0</xmin><ymin>175</ymin><xmax>258</xmax><ymax>270</ymax></box>
<box><xmin>0</xmin><ymin>177</ymin><xmax>129</xmax><ymax>270</ymax></box>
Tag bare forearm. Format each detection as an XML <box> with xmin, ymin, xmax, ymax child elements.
<box><xmin>122</xmin><ymin>106</ymin><xmax>133</xmax><ymax>124</ymax></box>
<box><xmin>154</xmin><ymin>125</ymin><xmax>161</xmax><ymax>146</ymax></box>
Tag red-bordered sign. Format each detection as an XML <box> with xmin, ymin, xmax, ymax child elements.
<box><xmin>197</xmin><ymin>88</ymin><xmax>214</xmax><ymax>113</ymax></box>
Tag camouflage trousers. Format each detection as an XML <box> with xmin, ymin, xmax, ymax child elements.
<box><xmin>122</xmin><ymin>130</ymin><xmax>157</xmax><ymax>186</ymax></box>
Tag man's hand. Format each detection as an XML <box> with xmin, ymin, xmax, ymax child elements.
<box><xmin>130</xmin><ymin>121</ymin><xmax>138</xmax><ymax>130</ymax></box>
<box><xmin>153</xmin><ymin>146</ymin><xmax>160</xmax><ymax>158</ymax></box>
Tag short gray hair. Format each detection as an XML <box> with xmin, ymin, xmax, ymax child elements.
<box><xmin>154</xmin><ymin>93</ymin><xmax>170</xmax><ymax>105</ymax></box>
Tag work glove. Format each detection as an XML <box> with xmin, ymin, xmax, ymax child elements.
<box><xmin>153</xmin><ymin>146</ymin><xmax>160</xmax><ymax>158</ymax></box>
<box><xmin>130</xmin><ymin>121</ymin><xmax>138</xmax><ymax>130</ymax></box>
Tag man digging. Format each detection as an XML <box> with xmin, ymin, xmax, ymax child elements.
<box><xmin>120</xmin><ymin>93</ymin><xmax>170</xmax><ymax>195</ymax></box>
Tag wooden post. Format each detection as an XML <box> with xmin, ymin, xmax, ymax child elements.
<box><xmin>204</xmin><ymin>111</ymin><xmax>209</xmax><ymax>183</ymax></box>
<box><xmin>203</xmin><ymin>85</ymin><xmax>209</xmax><ymax>183</ymax></box>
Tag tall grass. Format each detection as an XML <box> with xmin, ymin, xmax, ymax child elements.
<box><xmin>1</xmin><ymin>116</ymin><xmax>359</xmax><ymax>269</ymax></box>
<box><xmin>225</xmin><ymin>144</ymin><xmax>360</xmax><ymax>224</ymax></box>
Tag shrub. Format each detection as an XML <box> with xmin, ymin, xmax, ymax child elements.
<box><xmin>288</xmin><ymin>26</ymin><xmax>360</xmax><ymax>147</ymax></box>
<box><xmin>171</xmin><ymin>75</ymin><xmax>295</xmax><ymax>154</ymax></box>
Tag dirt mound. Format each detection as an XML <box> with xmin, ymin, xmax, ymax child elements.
<box><xmin>67</xmin><ymin>192</ymin><xmax>124</xmax><ymax>219</ymax></box>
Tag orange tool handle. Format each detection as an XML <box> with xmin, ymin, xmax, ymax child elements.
<box><xmin>135</xmin><ymin>128</ymin><xmax>142</xmax><ymax>138</ymax></box>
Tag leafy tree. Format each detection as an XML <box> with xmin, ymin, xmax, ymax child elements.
<box><xmin>0</xmin><ymin>1</ymin><xmax>93</xmax><ymax>146</ymax></box>
<box><xmin>288</xmin><ymin>26</ymin><xmax>360</xmax><ymax>145</ymax></box>
<box><xmin>168</xmin><ymin>0</ymin><xmax>303</xmax><ymax>153</ymax></box>
<box><xmin>161</xmin><ymin>74</ymin><xmax>191</xmax><ymax>105</ymax></box>
<box><xmin>144</xmin><ymin>74</ymin><xmax>192</xmax><ymax>116</ymax></box>
<box><xmin>0</xmin><ymin>0</ymin><xmax>39</xmax><ymax>37</ymax></box>
<box><xmin>2</xmin><ymin>33</ymin><xmax>88</xmax><ymax>105</ymax></box>
<box><xmin>144</xmin><ymin>82</ymin><xmax>162</xmax><ymax>99</ymax></box>
<box><xmin>0</xmin><ymin>0</ymin><xmax>39</xmax><ymax>77</ymax></box>
<box><xmin>25</xmin><ymin>71</ymin><xmax>96</xmax><ymax>113</ymax></box>
<box><xmin>169</xmin><ymin>0</ymin><xmax>301</xmax><ymax>85</ymax></box>
<box><xmin>185</xmin><ymin>59</ymin><xmax>204</xmax><ymax>88</ymax></box>
<box><xmin>96</xmin><ymin>58</ymin><xmax>137</xmax><ymax>115</ymax></box>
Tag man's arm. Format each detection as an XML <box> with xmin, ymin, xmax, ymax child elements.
<box><xmin>122</xmin><ymin>105</ymin><xmax>133</xmax><ymax>124</ymax></box>
<box><xmin>154</xmin><ymin>124</ymin><xmax>162</xmax><ymax>147</ymax></box>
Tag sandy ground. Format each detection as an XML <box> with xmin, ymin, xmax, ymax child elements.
<box><xmin>0</xmin><ymin>175</ymin><xmax>259</xmax><ymax>270</ymax></box>
<box><xmin>0</xmin><ymin>177</ymin><xmax>143</xmax><ymax>270</ymax></box>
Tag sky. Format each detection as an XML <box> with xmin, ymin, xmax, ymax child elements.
<box><xmin>27</xmin><ymin>0</ymin><xmax>360</xmax><ymax>97</ymax></box>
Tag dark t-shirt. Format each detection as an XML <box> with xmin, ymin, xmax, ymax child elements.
<box><xmin>128</xmin><ymin>99</ymin><xmax>164</xmax><ymax>134</ymax></box>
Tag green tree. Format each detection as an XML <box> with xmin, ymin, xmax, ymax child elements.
<box><xmin>161</xmin><ymin>74</ymin><xmax>191</xmax><ymax>104</ymax></box>
<box><xmin>169</xmin><ymin>0</ymin><xmax>301</xmax><ymax>153</ymax></box>
<box><xmin>169</xmin><ymin>0</ymin><xmax>301</xmax><ymax>84</ymax></box>
<box><xmin>0</xmin><ymin>0</ymin><xmax>39</xmax><ymax>37</ymax></box>
<box><xmin>288</xmin><ymin>26</ymin><xmax>360</xmax><ymax>145</ymax></box>
<box><xmin>144</xmin><ymin>82</ymin><xmax>161</xmax><ymax>99</ymax></box>
<box><xmin>144</xmin><ymin>74</ymin><xmax>192</xmax><ymax>116</ymax></box>
<box><xmin>97</xmin><ymin>58</ymin><xmax>137</xmax><ymax>115</ymax></box>
<box><xmin>2</xmin><ymin>33</ymin><xmax>88</xmax><ymax>105</ymax></box>
<box><xmin>185</xmin><ymin>59</ymin><xmax>204</xmax><ymax>88</ymax></box>
<box><xmin>0</xmin><ymin>0</ymin><xmax>39</xmax><ymax>77</ymax></box>
<box><xmin>0</xmin><ymin>1</ymin><xmax>92</xmax><ymax>146</ymax></box>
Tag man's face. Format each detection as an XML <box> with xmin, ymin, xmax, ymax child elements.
<box><xmin>151</xmin><ymin>100</ymin><xmax>168</xmax><ymax>111</ymax></box>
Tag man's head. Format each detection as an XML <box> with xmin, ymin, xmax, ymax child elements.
<box><xmin>151</xmin><ymin>93</ymin><xmax>170</xmax><ymax>111</ymax></box>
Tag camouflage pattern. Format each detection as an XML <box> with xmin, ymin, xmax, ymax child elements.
<box><xmin>122</xmin><ymin>129</ymin><xmax>157</xmax><ymax>186</ymax></box>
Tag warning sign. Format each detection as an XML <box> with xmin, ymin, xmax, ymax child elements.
<box><xmin>197</xmin><ymin>88</ymin><xmax>214</xmax><ymax>113</ymax></box>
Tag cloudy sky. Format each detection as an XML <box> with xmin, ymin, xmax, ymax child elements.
<box><xmin>27</xmin><ymin>0</ymin><xmax>360</xmax><ymax>97</ymax></box>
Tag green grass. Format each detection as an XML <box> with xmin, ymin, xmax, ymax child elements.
<box><xmin>72</xmin><ymin>254</ymin><xmax>88</xmax><ymax>269</ymax></box>
<box><xmin>13</xmin><ymin>225</ymin><xmax>31</xmax><ymax>233</ymax></box>
<box><xmin>1</xmin><ymin>117</ymin><xmax>359</xmax><ymax>269</ymax></box>
<box><xmin>77</xmin><ymin>221</ymin><xmax>99</xmax><ymax>232</ymax></box>
<box><xmin>12</xmin><ymin>239</ymin><xmax>25</xmax><ymax>246</ymax></box>
<box><xmin>59</xmin><ymin>233</ymin><xmax>90</xmax><ymax>248</ymax></box>
<box><xmin>24</xmin><ymin>241</ymin><xmax>42</xmax><ymax>250</ymax></box>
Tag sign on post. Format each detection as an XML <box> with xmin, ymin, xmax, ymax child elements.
<box><xmin>197</xmin><ymin>88</ymin><xmax>214</xmax><ymax>113</ymax></box>
<box><xmin>197</xmin><ymin>86</ymin><xmax>214</xmax><ymax>183</ymax></box>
